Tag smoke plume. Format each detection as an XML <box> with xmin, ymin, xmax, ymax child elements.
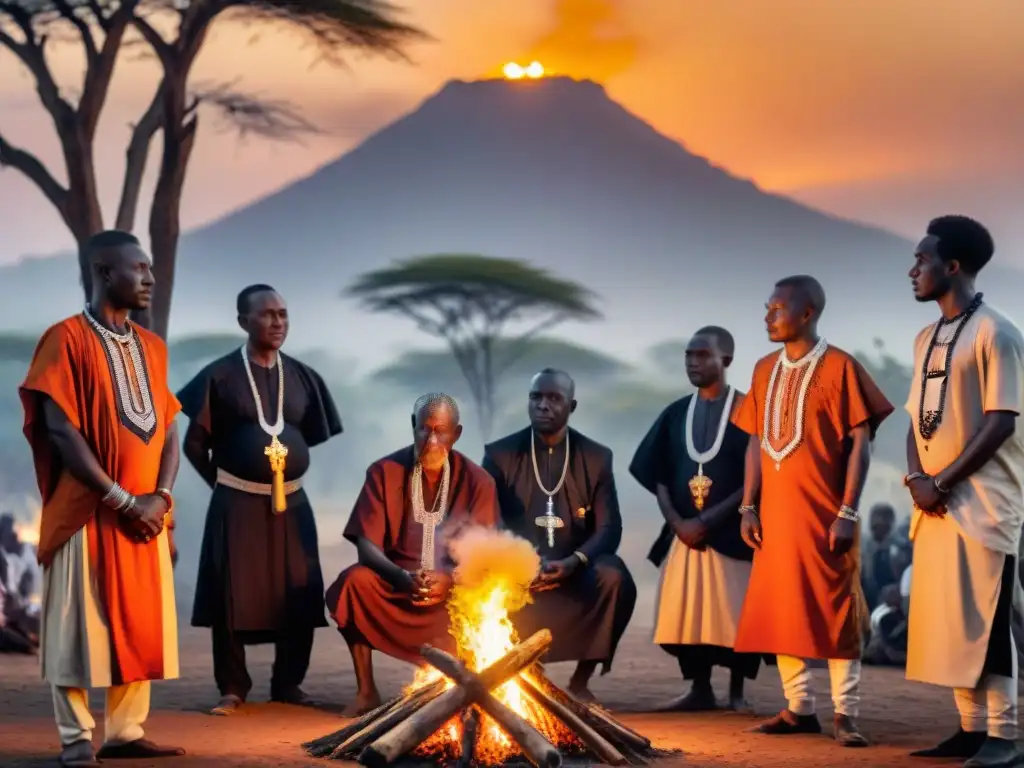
<box><xmin>523</xmin><ymin>0</ymin><xmax>638</xmax><ymax>81</ymax></box>
<box><xmin>447</xmin><ymin>525</ymin><xmax>541</xmax><ymax>593</ymax></box>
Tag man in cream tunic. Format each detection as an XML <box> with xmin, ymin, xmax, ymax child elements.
<box><xmin>904</xmin><ymin>215</ymin><xmax>1024</xmax><ymax>768</ymax></box>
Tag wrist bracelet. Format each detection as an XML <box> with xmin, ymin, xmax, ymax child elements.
<box><xmin>155</xmin><ymin>487</ymin><xmax>174</xmax><ymax>512</ymax></box>
<box><xmin>934</xmin><ymin>476</ymin><xmax>950</xmax><ymax>494</ymax></box>
<box><xmin>102</xmin><ymin>483</ymin><xmax>134</xmax><ymax>513</ymax></box>
<box><xmin>903</xmin><ymin>472</ymin><xmax>927</xmax><ymax>486</ymax></box>
<box><xmin>738</xmin><ymin>504</ymin><xmax>757</xmax><ymax>516</ymax></box>
<box><xmin>573</xmin><ymin>550</ymin><xmax>589</xmax><ymax>566</ymax></box>
<box><xmin>837</xmin><ymin>505</ymin><xmax>860</xmax><ymax>522</ymax></box>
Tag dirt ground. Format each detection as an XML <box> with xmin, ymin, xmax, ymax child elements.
<box><xmin>0</xmin><ymin>623</ymin><xmax>1012</xmax><ymax>767</ymax></box>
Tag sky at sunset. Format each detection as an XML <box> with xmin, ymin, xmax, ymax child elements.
<box><xmin>2</xmin><ymin>0</ymin><xmax>1023</xmax><ymax>263</ymax></box>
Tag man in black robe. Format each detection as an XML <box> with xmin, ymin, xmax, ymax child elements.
<box><xmin>178</xmin><ymin>284</ymin><xmax>343</xmax><ymax>716</ymax></box>
<box><xmin>629</xmin><ymin>327</ymin><xmax>764</xmax><ymax>711</ymax></box>
<box><xmin>482</xmin><ymin>368</ymin><xmax>637</xmax><ymax>703</ymax></box>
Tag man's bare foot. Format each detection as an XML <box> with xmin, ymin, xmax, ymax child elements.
<box><xmin>656</xmin><ymin>686</ymin><xmax>717</xmax><ymax>712</ymax></box>
<box><xmin>342</xmin><ymin>689</ymin><xmax>382</xmax><ymax>718</ymax></box>
<box><xmin>209</xmin><ymin>694</ymin><xmax>242</xmax><ymax>716</ymax></box>
<box><xmin>567</xmin><ymin>683</ymin><xmax>599</xmax><ymax>705</ymax></box>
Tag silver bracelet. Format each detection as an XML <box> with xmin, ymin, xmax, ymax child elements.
<box><xmin>738</xmin><ymin>504</ymin><xmax>758</xmax><ymax>516</ymax></box>
<box><xmin>101</xmin><ymin>483</ymin><xmax>131</xmax><ymax>512</ymax></box>
<box><xmin>573</xmin><ymin>550</ymin><xmax>589</xmax><ymax>566</ymax></box>
<box><xmin>838</xmin><ymin>505</ymin><xmax>860</xmax><ymax>522</ymax></box>
<box><xmin>934</xmin><ymin>476</ymin><xmax>950</xmax><ymax>494</ymax></box>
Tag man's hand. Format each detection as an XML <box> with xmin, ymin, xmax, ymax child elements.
<box><xmin>740</xmin><ymin>510</ymin><xmax>762</xmax><ymax>551</ymax></box>
<box><xmin>829</xmin><ymin>517</ymin><xmax>857</xmax><ymax>555</ymax></box>
<box><xmin>411</xmin><ymin>570</ymin><xmax>452</xmax><ymax>607</ymax></box>
<box><xmin>907</xmin><ymin>475</ymin><xmax>946</xmax><ymax>514</ymax></box>
<box><xmin>674</xmin><ymin>519</ymin><xmax>708</xmax><ymax>550</ymax></box>
<box><xmin>532</xmin><ymin>556</ymin><xmax>581</xmax><ymax>591</ymax></box>
<box><xmin>128</xmin><ymin>494</ymin><xmax>167</xmax><ymax>542</ymax></box>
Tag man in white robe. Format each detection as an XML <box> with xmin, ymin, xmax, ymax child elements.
<box><xmin>904</xmin><ymin>215</ymin><xmax>1024</xmax><ymax>768</ymax></box>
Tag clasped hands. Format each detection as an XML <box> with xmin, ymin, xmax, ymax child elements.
<box><xmin>405</xmin><ymin>570</ymin><xmax>452</xmax><ymax>608</ymax></box>
<box><xmin>124</xmin><ymin>494</ymin><xmax>170</xmax><ymax>543</ymax></box>
<box><xmin>530</xmin><ymin>556</ymin><xmax>581</xmax><ymax>593</ymax></box>
<box><xmin>906</xmin><ymin>473</ymin><xmax>948</xmax><ymax>517</ymax></box>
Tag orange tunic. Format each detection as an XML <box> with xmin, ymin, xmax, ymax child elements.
<box><xmin>732</xmin><ymin>345</ymin><xmax>893</xmax><ymax>660</ymax></box>
<box><xmin>20</xmin><ymin>314</ymin><xmax>180</xmax><ymax>684</ymax></box>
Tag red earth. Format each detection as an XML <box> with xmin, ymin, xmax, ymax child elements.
<box><xmin>0</xmin><ymin>624</ymin><xmax>1012</xmax><ymax>767</ymax></box>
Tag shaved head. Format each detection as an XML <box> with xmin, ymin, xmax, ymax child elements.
<box><xmin>532</xmin><ymin>368</ymin><xmax>575</xmax><ymax>400</ymax></box>
<box><xmin>774</xmin><ymin>275</ymin><xmax>827</xmax><ymax>318</ymax></box>
<box><xmin>84</xmin><ymin>229</ymin><xmax>153</xmax><ymax>312</ymax></box>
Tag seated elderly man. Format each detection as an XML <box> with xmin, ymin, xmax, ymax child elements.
<box><xmin>326</xmin><ymin>393</ymin><xmax>499</xmax><ymax>717</ymax></box>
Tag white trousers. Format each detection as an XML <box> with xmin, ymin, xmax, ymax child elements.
<box><xmin>777</xmin><ymin>655</ymin><xmax>861</xmax><ymax>718</ymax></box>
<box><xmin>52</xmin><ymin>682</ymin><xmax>149</xmax><ymax>746</ymax></box>
<box><xmin>954</xmin><ymin>674</ymin><xmax>1018</xmax><ymax>739</ymax></box>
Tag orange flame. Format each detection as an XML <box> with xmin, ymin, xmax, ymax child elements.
<box><xmin>403</xmin><ymin>529</ymin><xmax>577</xmax><ymax>763</ymax></box>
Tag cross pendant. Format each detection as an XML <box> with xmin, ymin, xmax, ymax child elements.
<box><xmin>533</xmin><ymin>495</ymin><xmax>563</xmax><ymax>548</ymax></box>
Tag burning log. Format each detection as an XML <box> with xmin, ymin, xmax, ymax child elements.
<box><xmin>458</xmin><ymin>707</ymin><xmax>480</xmax><ymax>768</ymax></box>
<box><xmin>530</xmin><ymin>670</ymin><xmax>652</xmax><ymax>753</ymax></box>
<box><xmin>360</xmin><ymin>629</ymin><xmax>554</xmax><ymax>768</ymax></box>
<box><xmin>420</xmin><ymin>646</ymin><xmax>561</xmax><ymax>768</ymax></box>
<box><xmin>516</xmin><ymin>675</ymin><xmax>627</xmax><ymax>766</ymax></box>
<box><xmin>305</xmin><ymin>681</ymin><xmax>447</xmax><ymax>759</ymax></box>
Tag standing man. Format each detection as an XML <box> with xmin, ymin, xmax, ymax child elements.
<box><xmin>20</xmin><ymin>230</ymin><xmax>184</xmax><ymax>767</ymax></box>
<box><xmin>903</xmin><ymin>216</ymin><xmax>1024</xmax><ymax>768</ymax></box>
<box><xmin>326</xmin><ymin>393</ymin><xmax>499</xmax><ymax>717</ymax></box>
<box><xmin>733</xmin><ymin>275</ymin><xmax>893</xmax><ymax>747</ymax></box>
<box><xmin>630</xmin><ymin>326</ymin><xmax>764</xmax><ymax>712</ymax></box>
<box><xmin>178</xmin><ymin>284</ymin><xmax>343</xmax><ymax>716</ymax></box>
<box><xmin>483</xmin><ymin>369</ymin><xmax>637</xmax><ymax>704</ymax></box>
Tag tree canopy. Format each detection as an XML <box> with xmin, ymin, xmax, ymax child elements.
<box><xmin>347</xmin><ymin>254</ymin><xmax>603</xmax><ymax>436</ymax></box>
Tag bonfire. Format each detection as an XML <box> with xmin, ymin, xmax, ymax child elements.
<box><xmin>306</xmin><ymin>529</ymin><xmax>669</xmax><ymax>767</ymax></box>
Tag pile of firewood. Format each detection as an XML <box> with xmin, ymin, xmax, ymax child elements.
<box><xmin>304</xmin><ymin>630</ymin><xmax>675</xmax><ymax>767</ymax></box>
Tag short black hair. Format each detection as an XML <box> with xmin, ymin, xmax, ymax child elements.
<box><xmin>926</xmin><ymin>215</ymin><xmax>994</xmax><ymax>275</ymax></box>
<box><xmin>237</xmin><ymin>284</ymin><xmax>277</xmax><ymax>315</ymax></box>
<box><xmin>775</xmin><ymin>274</ymin><xmax>826</xmax><ymax>317</ymax></box>
<box><xmin>693</xmin><ymin>325</ymin><xmax>735</xmax><ymax>357</ymax></box>
<box><xmin>84</xmin><ymin>230</ymin><xmax>140</xmax><ymax>265</ymax></box>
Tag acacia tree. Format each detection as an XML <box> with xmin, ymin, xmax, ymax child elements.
<box><xmin>0</xmin><ymin>0</ymin><xmax>423</xmax><ymax>337</ymax></box>
<box><xmin>346</xmin><ymin>254</ymin><xmax>602</xmax><ymax>437</ymax></box>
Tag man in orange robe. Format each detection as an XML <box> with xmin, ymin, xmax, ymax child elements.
<box><xmin>20</xmin><ymin>231</ymin><xmax>185</xmax><ymax>767</ymax></box>
<box><xmin>732</xmin><ymin>275</ymin><xmax>893</xmax><ymax>748</ymax></box>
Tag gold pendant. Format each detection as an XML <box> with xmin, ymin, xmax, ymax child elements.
<box><xmin>264</xmin><ymin>435</ymin><xmax>289</xmax><ymax>514</ymax></box>
<box><xmin>688</xmin><ymin>464</ymin><xmax>713</xmax><ymax>511</ymax></box>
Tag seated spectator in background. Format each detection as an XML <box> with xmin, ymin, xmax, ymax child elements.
<box><xmin>0</xmin><ymin>545</ymin><xmax>40</xmax><ymax>654</ymax></box>
<box><xmin>861</xmin><ymin>503</ymin><xmax>901</xmax><ymax>609</ymax></box>
<box><xmin>863</xmin><ymin>584</ymin><xmax>907</xmax><ymax>667</ymax></box>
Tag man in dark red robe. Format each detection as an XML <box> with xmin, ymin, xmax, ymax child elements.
<box><xmin>326</xmin><ymin>393</ymin><xmax>499</xmax><ymax>716</ymax></box>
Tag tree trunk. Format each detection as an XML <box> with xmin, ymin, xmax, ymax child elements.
<box><xmin>144</xmin><ymin>70</ymin><xmax>197</xmax><ymax>338</ymax></box>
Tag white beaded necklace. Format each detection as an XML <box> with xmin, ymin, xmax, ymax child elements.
<box><xmin>685</xmin><ymin>386</ymin><xmax>736</xmax><ymax>465</ymax></box>
<box><xmin>83</xmin><ymin>305</ymin><xmax>156</xmax><ymax>437</ymax></box>
<box><xmin>761</xmin><ymin>337</ymin><xmax>828</xmax><ymax>470</ymax></box>
<box><xmin>240</xmin><ymin>345</ymin><xmax>284</xmax><ymax>438</ymax></box>
<box><xmin>411</xmin><ymin>458</ymin><xmax>451</xmax><ymax>571</ymax></box>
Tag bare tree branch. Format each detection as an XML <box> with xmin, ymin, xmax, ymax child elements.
<box><xmin>114</xmin><ymin>83</ymin><xmax>163</xmax><ymax>229</ymax></box>
<box><xmin>0</xmin><ymin>130</ymin><xmax>69</xmax><ymax>215</ymax></box>
<box><xmin>191</xmin><ymin>79</ymin><xmax>320</xmax><ymax>141</ymax></box>
<box><xmin>51</xmin><ymin>0</ymin><xmax>98</xmax><ymax>61</ymax></box>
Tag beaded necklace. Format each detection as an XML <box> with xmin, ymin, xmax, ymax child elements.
<box><xmin>917</xmin><ymin>293</ymin><xmax>983</xmax><ymax>440</ymax></box>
